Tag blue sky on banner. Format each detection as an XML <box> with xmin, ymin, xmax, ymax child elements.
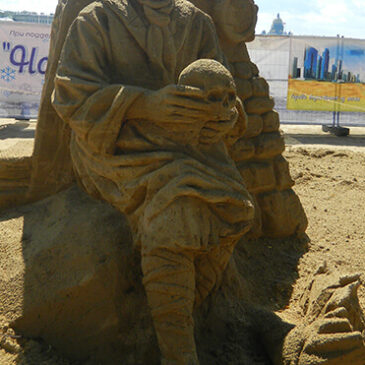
<box><xmin>0</xmin><ymin>0</ymin><xmax>364</xmax><ymax>39</ymax></box>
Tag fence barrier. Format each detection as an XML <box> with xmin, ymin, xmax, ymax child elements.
<box><xmin>0</xmin><ymin>21</ymin><xmax>50</xmax><ymax>119</ymax></box>
<box><xmin>247</xmin><ymin>35</ymin><xmax>365</xmax><ymax>127</ymax></box>
<box><xmin>0</xmin><ymin>22</ymin><xmax>364</xmax><ymax>128</ymax></box>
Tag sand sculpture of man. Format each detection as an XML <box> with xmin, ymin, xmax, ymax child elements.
<box><xmin>51</xmin><ymin>0</ymin><xmax>254</xmax><ymax>363</ymax></box>
<box><xmin>23</xmin><ymin>0</ymin><xmax>364</xmax><ymax>364</ymax></box>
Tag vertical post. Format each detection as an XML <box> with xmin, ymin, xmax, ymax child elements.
<box><xmin>324</xmin><ymin>35</ymin><xmax>349</xmax><ymax>136</ymax></box>
<box><xmin>288</xmin><ymin>33</ymin><xmax>293</xmax><ymax>77</ymax></box>
<box><xmin>287</xmin><ymin>34</ymin><xmax>293</xmax><ymax>123</ymax></box>
<box><xmin>333</xmin><ymin>34</ymin><xmax>340</xmax><ymax>127</ymax></box>
<box><xmin>335</xmin><ymin>36</ymin><xmax>349</xmax><ymax>135</ymax></box>
<box><xmin>337</xmin><ymin>36</ymin><xmax>345</xmax><ymax>127</ymax></box>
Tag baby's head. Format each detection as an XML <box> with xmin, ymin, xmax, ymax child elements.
<box><xmin>178</xmin><ymin>59</ymin><xmax>236</xmax><ymax>112</ymax></box>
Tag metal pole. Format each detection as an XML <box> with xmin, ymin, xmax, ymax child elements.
<box><xmin>337</xmin><ymin>36</ymin><xmax>345</xmax><ymax>127</ymax></box>
<box><xmin>333</xmin><ymin>35</ymin><xmax>340</xmax><ymax>127</ymax></box>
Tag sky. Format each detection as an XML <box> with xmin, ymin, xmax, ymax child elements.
<box><xmin>255</xmin><ymin>0</ymin><xmax>365</xmax><ymax>39</ymax></box>
<box><xmin>0</xmin><ymin>0</ymin><xmax>364</xmax><ymax>39</ymax></box>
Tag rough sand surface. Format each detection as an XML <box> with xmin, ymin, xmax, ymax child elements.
<box><xmin>281</xmin><ymin>143</ymin><xmax>365</xmax><ymax>322</ymax></box>
<box><xmin>0</xmin><ymin>122</ymin><xmax>365</xmax><ymax>364</ymax></box>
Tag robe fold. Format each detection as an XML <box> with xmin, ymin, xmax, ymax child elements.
<box><xmin>52</xmin><ymin>0</ymin><xmax>254</xmax><ymax>249</ymax></box>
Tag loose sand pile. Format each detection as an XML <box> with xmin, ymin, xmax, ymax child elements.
<box><xmin>0</xmin><ymin>123</ymin><xmax>364</xmax><ymax>364</ymax></box>
<box><xmin>281</xmin><ymin>142</ymin><xmax>365</xmax><ymax>320</ymax></box>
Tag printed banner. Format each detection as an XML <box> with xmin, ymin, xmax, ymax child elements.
<box><xmin>287</xmin><ymin>36</ymin><xmax>365</xmax><ymax>112</ymax></box>
<box><xmin>0</xmin><ymin>21</ymin><xmax>51</xmax><ymax>118</ymax></box>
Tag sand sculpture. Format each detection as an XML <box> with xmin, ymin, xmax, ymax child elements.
<box><xmin>0</xmin><ymin>0</ymin><xmax>364</xmax><ymax>364</ymax></box>
<box><xmin>51</xmin><ymin>1</ymin><xmax>256</xmax><ymax>359</ymax></box>
<box><xmin>0</xmin><ymin>2</ymin><xmax>307</xmax><ymax>240</ymax></box>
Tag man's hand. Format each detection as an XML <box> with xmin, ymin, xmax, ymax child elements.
<box><xmin>301</xmin><ymin>269</ymin><xmax>364</xmax><ymax>332</ymax></box>
<box><xmin>280</xmin><ymin>268</ymin><xmax>365</xmax><ymax>365</ymax></box>
<box><xmin>126</xmin><ymin>84</ymin><xmax>219</xmax><ymax>126</ymax></box>
<box><xmin>287</xmin><ymin>311</ymin><xmax>365</xmax><ymax>365</ymax></box>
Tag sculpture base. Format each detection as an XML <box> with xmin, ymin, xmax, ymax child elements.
<box><xmin>0</xmin><ymin>186</ymin><xmax>276</xmax><ymax>364</ymax></box>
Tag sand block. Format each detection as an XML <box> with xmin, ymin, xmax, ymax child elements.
<box><xmin>257</xmin><ymin>189</ymin><xmax>308</xmax><ymax>238</ymax></box>
<box><xmin>0</xmin><ymin>138</ymin><xmax>34</xmax><ymax>210</ymax></box>
<box><xmin>0</xmin><ymin>188</ymin><xmax>29</xmax><ymax>211</ymax></box>
<box><xmin>250</xmin><ymin>77</ymin><xmax>269</xmax><ymax>98</ymax></box>
<box><xmin>262</xmin><ymin>111</ymin><xmax>280</xmax><ymax>133</ymax></box>
<box><xmin>244</xmin><ymin>96</ymin><xmax>275</xmax><ymax>115</ymax></box>
<box><xmin>232</xmin><ymin>62</ymin><xmax>253</xmax><ymax>80</ymax></box>
<box><xmin>250</xmin><ymin>62</ymin><xmax>259</xmax><ymax>77</ymax></box>
<box><xmin>0</xmin><ymin>186</ymin><xmax>160</xmax><ymax>364</ymax></box>
<box><xmin>235</xmin><ymin>78</ymin><xmax>253</xmax><ymax>101</ymax></box>
<box><xmin>0</xmin><ymin>139</ymin><xmax>33</xmax><ymax>177</ymax></box>
<box><xmin>253</xmin><ymin>132</ymin><xmax>286</xmax><ymax>160</ymax></box>
<box><xmin>229</xmin><ymin>138</ymin><xmax>255</xmax><ymax>162</ymax></box>
<box><xmin>244</xmin><ymin>114</ymin><xmax>263</xmax><ymax>139</ymax></box>
<box><xmin>273</xmin><ymin>155</ymin><xmax>295</xmax><ymax>191</ymax></box>
<box><xmin>238</xmin><ymin>161</ymin><xmax>275</xmax><ymax>194</ymax></box>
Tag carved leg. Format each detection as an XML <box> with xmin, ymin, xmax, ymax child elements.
<box><xmin>194</xmin><ymin>242</ymin><xmax>235</xmax><ymax>308</ymax></box>
<box><xmin>142</xmin><ymin>247</ymin><xmax>199</xmax><ymax>365</ymax></box>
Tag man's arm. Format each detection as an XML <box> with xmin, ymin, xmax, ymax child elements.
<box><xmin>53</xmin><ymin>7</ymin><xmax>225</xmax><ymax>154</ymax></box>
<box><xmin>52</xmin><ymin>9</ymin><xmax>145</xmax><ymax>156</ymax></box>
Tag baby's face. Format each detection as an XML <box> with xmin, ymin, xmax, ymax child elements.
<box><xmin>191</xmin><ymin>72</ymin><xmax>237</xmax><ymax>124</ymax></box>
<box><xmin>178</xmin><ymin>59</ymin><xmax>237</xmax><ymax>122</ymax></box>
<box><xmin>203</xmin><ymin>73</ymin><xmax>237</xmax><ymax>111</ymax></box>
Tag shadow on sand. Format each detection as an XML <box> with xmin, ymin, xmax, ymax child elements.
<box><xmin>285</xmin><ymin>132</ymin><xmax>365</xmax><ymax>149</ymax></box>
<box><xmin>0</xmin><ymin>122</ymin><xmax>35</xmax><ymax>140</ymax></box>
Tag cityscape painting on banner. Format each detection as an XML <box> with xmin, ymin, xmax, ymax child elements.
<box><xmin>287</xmin><ymin>37</ymin><xmax>365</xmax><ymax>112</ymax></box>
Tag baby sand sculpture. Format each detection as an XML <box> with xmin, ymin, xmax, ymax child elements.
<box><xmin>0</xmin><ymin>0</ymin><xmax>364</xmax><ymax>364</ymax></box>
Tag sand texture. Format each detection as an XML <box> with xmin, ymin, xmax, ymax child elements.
<box><xmin>1</xmin><ymin>123</ymin><xmax>365</xmax><ymax>364</ymax></box>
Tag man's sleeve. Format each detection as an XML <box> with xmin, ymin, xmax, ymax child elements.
<box><xmin>52</xmin><ymin>10</ymin><xmax>144</xmax><ymax>156</ymax></box>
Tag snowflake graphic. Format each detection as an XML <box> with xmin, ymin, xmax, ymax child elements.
<box><xmin>0</xmin><ymin>66</ymin><xmax>16</xmax><ymax>82</ymax></box>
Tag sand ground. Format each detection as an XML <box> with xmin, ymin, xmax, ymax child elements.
<box><xmin>0</xmin><ymin>120</ymin><xmax>364</xmax><ymax>364</ymax></box>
